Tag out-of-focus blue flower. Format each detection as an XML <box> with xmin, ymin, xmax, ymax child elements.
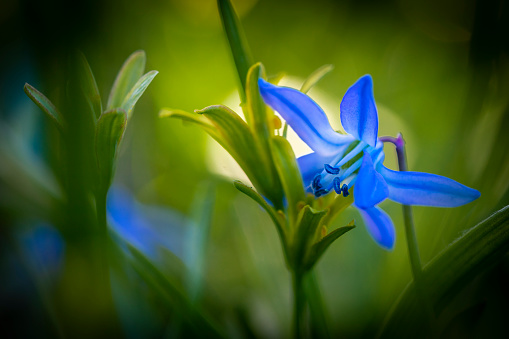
<box><xmin>107</xmin><ymin>186</ymin><xmax>187</xmax><ymax>262</ymax></box>
<box><xmin>18</xmin><ymin>223</ymin><xmax>65</xmax><ymax>283</ymax></box>
<box><xmin>258</xmin><ymin>75</ymin><xmax>480</xmax><ymax>250</ymax></box>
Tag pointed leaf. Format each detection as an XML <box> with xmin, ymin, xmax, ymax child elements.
<box><xmin>271</xmin><ymin>136</ymin><xmax>306</xmax><ymax>225</ymax></box>
<box><xmin>379</xmin><ymin>205</ymin><xmax>509</xmax><ymax>337</ymax></box>
<box><xmin>300</xmin><ymin>64</ymin><xmax>334</xmax><ymax>94</ymax></box>
<box><xmin>121</xmin><ymin>70</ymin><xmax>158</xmax><ymax>119</ymax></box>
<box><xmin>217</xmin><ymin>0</ymin><xmax>253</xmax><ymax>102</ymax></box>
<box><xmin>159</xmin><ymin>108</ymin><xmax>218</xmax><ymax>137</ymax></box>
<box><xmin>293</xmin><ymin>205</ymin><xmax>327</xmax><ymax>270</ymax></box>
<box><xmin>197</xmin><ymin>105</ymin><xmax>274</xmax><ymax>200</ymax></box>
<box><xmin>95</xmin><ymin>109</ymin><xmax>127</xmax><ymax>188</ymax></box>
<box><xmin>233</xmin><ymin>180</ymin><xmax>287</xmax><ymax>252</ymax></box>
<box><xmin>107</xmin><ymin>50</ymin><xmax>146</xmax><ymax>110</ymax></box>
<box><xmin>24</xmin><ymin>83</ymin><xmax>64</xmax><ymax>130</ymax></box>
<box><xmin>305</xmin><ymin>222</ymin><xmax>355</xmax><ymax>270</ymax></box>
<box><xmin>76</xmin><ymin>51</ymin><xmax>102</xmax><ymax>120</ymax></box>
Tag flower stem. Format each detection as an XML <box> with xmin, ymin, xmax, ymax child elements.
<box><xmin>380</xmin><ymin>134</ymin><xmax>435</xmax><ymax>325</ymax></box>
<box><xmin>292</xmin><ymin>269</ymin><xmax>306</xmax><ymax>339</ymax></box>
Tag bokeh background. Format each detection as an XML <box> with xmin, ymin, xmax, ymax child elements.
<box><xmin>1</xmin><ymin>0</ymin><xmax>509</xmax><ymax>337</ymax></box>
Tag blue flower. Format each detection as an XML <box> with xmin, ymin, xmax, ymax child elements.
<box><xmin>258</xmin><ymin>75</ymin><xmax>480</xmax><ymax>250</ymax></box>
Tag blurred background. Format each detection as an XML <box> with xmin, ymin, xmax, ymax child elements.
<box><xmin>1</xmin><ymin>0</ymin><xmax>508</xmax><ymax>337</ymax></box>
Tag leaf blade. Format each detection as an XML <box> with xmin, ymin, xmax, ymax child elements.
<box><xmin>24</xmin><ymin>83</ymin><xmax>63</xmax><ymax>130</ymax></box>
<box><xmin>121</xmin><ymin>70</ymin><xmax>158</xmax><ymax>119</ymax></box>
<box><xmin>107</xmin><ymin>50</ymin><xmax>146</xmax><ymax>110</ymax></box>
<box><xmin>95</xmin><ymin>109</ymin><xmax>127</xmax><ymax>188</ymax></box>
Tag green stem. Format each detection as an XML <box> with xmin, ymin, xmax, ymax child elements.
<box><xmin>292</xmin><ymin>269</ymin><xmax>306</xmax><ymax>339</ymax></box>
<box><xmin>381</xmin><ymin>134</ymin><xmax>435</xmax><ymax>325</ymax></box>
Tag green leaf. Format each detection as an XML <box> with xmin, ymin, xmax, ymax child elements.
<box><xmin>184</xmin><ymin>181</ymin><xmax>215</xmax><ymax>303</ymax></box>
<box><xmin>379</xmin><ymin>205</ymin><xmax>509</xmax><ymax>337</ymax></box>
<box><xmin>300</xmin><ymin>64</ymin><xmax>334</xmax><ymax>94</ymax></box>
<box><xmin>217</xmin><ymin>0</ymin><xmax>253</xmax><ymax>102</ymax></box>
<box><xmin>95</xmin><ymin>109</ymin><xmax>127</xmax><ymax>188</ymax></box>
<box><xmin>76</xmin><ymin>51</ymin><xmax>102</xmax><ymax>120</ymax></box>
<box><xmin>271</xmin><ymin>136</ymin><xmax>306</xmax><ymax>226</ymax></box>
<box><xmin>127</xmin><ymin>244</ymin><xmax>225</xmax><ymax>338</ymax></box>
<box><xmin>159</xmin><ymin>108</ymin><xmax>218</xmax><ymax>137</ymax></box>
<box><xmin>24</xmin><ymin>83</ymin><xmax>64</xmax><ymax>130</ymax></box>
<box><xmin>120</xmin><ymin>70</ymin><xmax>158</xmax><ymax>119</ymax></box>
<box><xmin>233</xmin><ymin>180</ymin><xmax>285</xmax><ymax>235</ymax></box>
<box><xmin>107</xmin><ymin>50</ymin><xmax>146</xmax><ymax>110</ymax></box>
<box><xmin>196</xmin><ymin>105</ymin><xmax>271</xmax><ymax>198</ymax></box>
<box><xmin>304</xmin><ymin>222</ymin><xmax>355</xmax><ymax>270</ymax></box>
<box><xmin>293</xmin><ymin>206</ymin><xmax>327</xmax><ymax>271</ymax></box>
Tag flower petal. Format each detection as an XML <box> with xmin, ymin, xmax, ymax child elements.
<box><xmin>258</xmin><ymin>78</ymin><xmax>353</xmax><ymax>156</ymax></box>
<box><xmin>340</xmin><ymin>75</ymin><xmax>378</xmax><ymax>147</ymax></box>
<box><xmin>378</xmin><ymin>166</ymin><xmax>481</xmax><ymax>207</ymax></box>
<box><xmin>297</xmin><ymin>152</ymin><xmax>336</xmax><ymax>190</ymax></box>
<box><xmin>357</xmin><ymin>205</ymin><xmax>395</xmax><ymax>250</ymax></box>
<box><xmin>354</xmin><ymin>152</ymin><xmax>389</xmax><ymax>209</ymax></box>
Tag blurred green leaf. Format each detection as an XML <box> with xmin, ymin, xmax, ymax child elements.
<box><xmin>233</xmin><ymin>180</ymin><xmax>286</xmax><ymax>237</ymax></box>
<box><xmin>304</xmin><ymin>222</ymin><xmax>355</xmax><ymax>271</ymax></box>
<box><xmin>271</xmin><ymin>136</ymin><xmax>306</xmax><ymax>226</ymax></box>
<box><xmin>300</xmin><ymin>64</ymin><xmax>334</xmax><ymax>94</ymax></box>
<box><xmin>76</xmin><ymin>51</ymin><xmax>103</xmax><ymax>120</ymax></box>
<box><xmin>24</xmin><ymin>83</ymin><xmax>64</xmax><ymax>130</ymax></box>
<box><xmin>217</xmin><ymin>0</ymin><xmax>253</xmax><ymax>102</ymax></box>
<box><xmin>121</xmin><ymin>70</ymin><xmax>158</xmax><ymax>119</ymax></box>
<box><xmin>107</xmin><ymin>50</ymin><xmax>146</xmax><ymax>110</ymax></box>
<box><xmin>379</xmin><ymin>205</ymin><xmax>509</xmax><ymax>337</ymax></box>
<box><xmin>184</xmin><ymin>181</ymin><xmax>215</xmax><ymax>303</ymax></box>
<box><xmin>127</xmin><ymin>244</ymin><xmax>225</xmax><ymax>338</ymax></box>
<box><xmin>95</xmin><ymin>109</ymin><xmax>127</xmax><ymax>188</ymax></box>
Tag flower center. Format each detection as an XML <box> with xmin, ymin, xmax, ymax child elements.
<box><xmin>311</xmin><ymin>140</ymin><xmax>384</xmax><ymax>197</ymax></box>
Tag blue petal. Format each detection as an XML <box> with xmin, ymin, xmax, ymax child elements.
<box><xmin>258</xmin><ymin>78</ymin><xmax>353</xmax><ymax>156</ymax></box>
<box><xmin>354</xmin><ymin>152</ymin><xmax>389</xmax><ymax>209</ymax></box>
<box><xmin>378</xmin><ymin>166</ymin><xmax>481</xmax><ymax>207</ymax></box>
<box><xmin>340</xmin><ymin>75</ymin><xmax>378</xmax><ymax>147</ymax></box>
<box><xmin>297</xmin><ymin>152</ymin><xmax>336</xmax><ymax>190</ymax></box>
<box><xmin>357</xmin><ymin>205</ymin><xmax>395</xmax><ymax>250</ymax></box>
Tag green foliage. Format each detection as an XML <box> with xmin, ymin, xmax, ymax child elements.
<box><xmin>107</xmin><ymin>50</ymin><xmax>146</xmax><ymax>110</ymax></box>
<box><xmin>23</xmin><ymin>83</ymin><xmax>64</xmax><ymax>131</ymax></box>
<box><xmin>95</xmin><ymin>109</ymin><xmax>127</xmax><ymax>189</ymax></box>
<box><xmin>75</xmin><ymin>50</ymin><xmax>103</xmax><ymax>121</ymax></box>
<box><xmin>217</xmin><ymin>0</ymin><xmax>253</xmax><ymax>102</ymax></box>
<box><xmin>300</xmin><ymin>64</ymin><xmax>334</xmax><ymax>94</ymax></box>
<box><xmin>380</xmin><ymin>205</ymin><xmax>509</xmax><ymax>337</ymax></box>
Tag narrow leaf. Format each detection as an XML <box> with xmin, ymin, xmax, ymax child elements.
<box><xmin>293</xmin><ymin>206</ymin><xmax>327</xmax><ymax>270</ymax></box>
<box><xmin>233</xmin><ymin>180</ymin><xmax>285</xmax><ymax>233</ymax></box>
<box><xmin>24</xmin><ymin>83</ymin><xmax>64</xmax><ymax>130</ymax></box>
<box><xmin>300</xmin><ymin>64</ymin><xmax>334</xmax><ymax>94</ymax></box>
<box><xmin>305</xmin><ymin>223</ymin><xmax>355</xmax><ymax>270</ymax></box>
<box><xmin>217</xmin><ymin>0</ymin><xmax>254</xmax><ymax>102</ymax></box>
<box><xmin>196</xmin><ymin>105</ymin><xmax>271</xmax><ymax>198</ymax></box>
<box><xmin>95</xmin><ymin>109</ymin><xmax>127</xmax><ymax>188</ymax></box>
<box><xmin>184</xmin><ymin>181</ymin><xmax>215</xmax><ymax>303</ymax></box>
<box><xmin>379</xmin><ymin>205</ymin><xmax>509</xmax><ymax>337</ymax></box>
<box><xmin>121</xmin><ymin>70</ymin><xmax>158</xmax><ymax>119</ymax></box>
<box><xmin>271</xmin><ymin>136</ymin><xmax>306</xmax><ymax>226</ymax></box>
<box><xmin>127</xmin><ymin>244</ymin><xmax>225</xmax><ymax>338</ymax></box>
<box><xmin>107</xmin><ymin>50</ymin><xmax>146</xmax><ymax>110</ymax></box>
<box><xmin>76</xmin><ymin>51</ymin><xmax>102</xmax><ymax>120</ymax></box>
